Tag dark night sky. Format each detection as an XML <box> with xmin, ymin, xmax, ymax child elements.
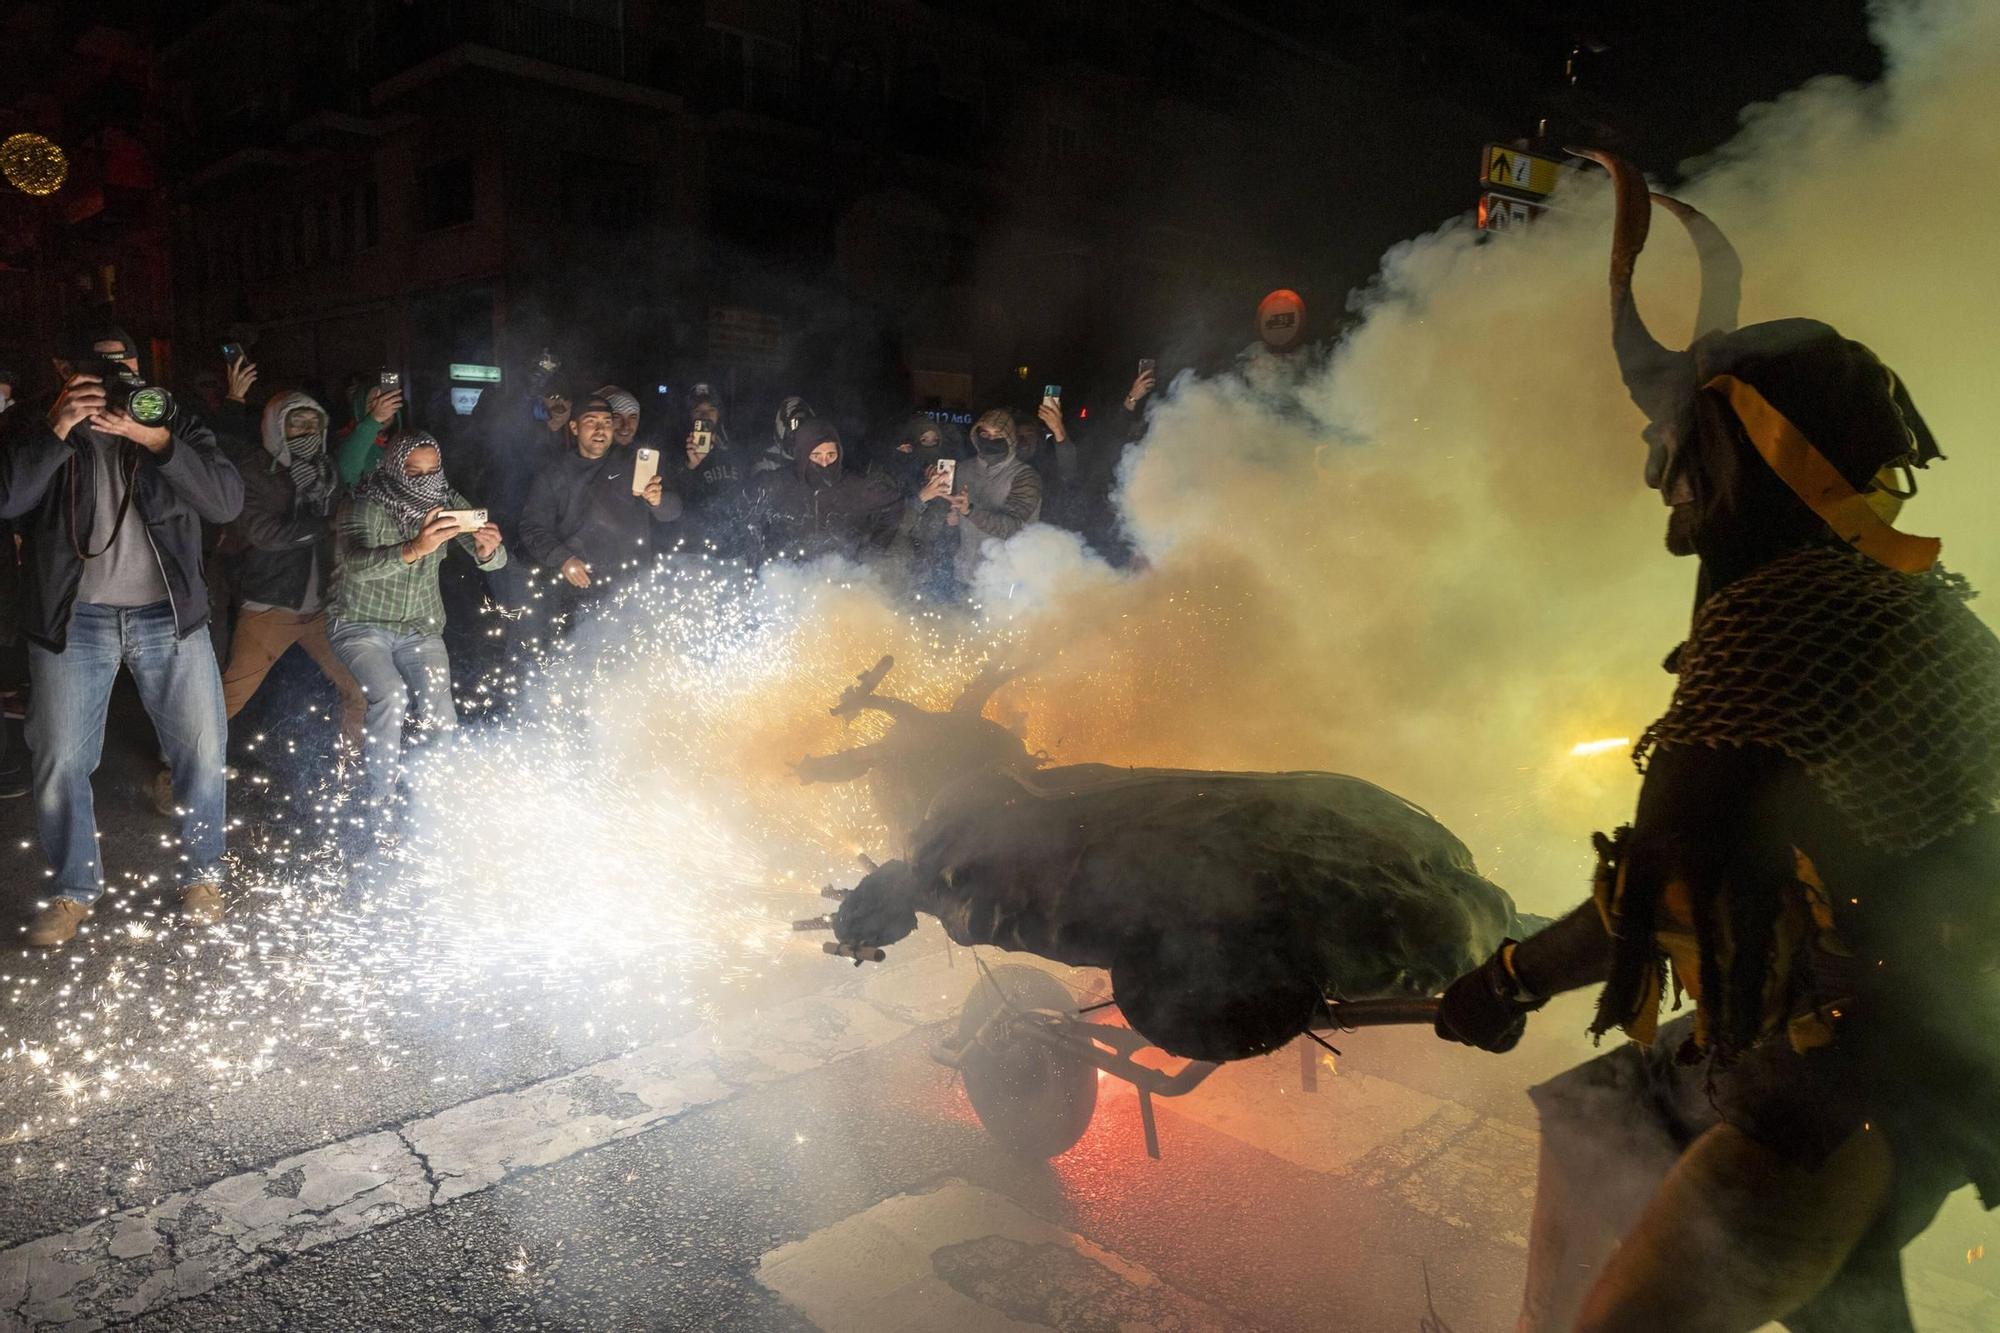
<box><xmin>1434</xmin><ymin>0</ymin><xmax>1884</xmax><ymax>172</ymax></box>
<box><xmin>1271</xmin><ymin>0</ymin><xmax>1885</xmax><ymax>176</ymax></box>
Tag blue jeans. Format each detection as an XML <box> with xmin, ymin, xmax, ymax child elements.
<box><xmin>27</xmin><ymin>601</ymin><xmax>228</xmax><ymax>904</ymax></box>
<box><xmin>325</xmin><ymin>619</ymin><xmax>457</xmax><ymax>803</ymax></box>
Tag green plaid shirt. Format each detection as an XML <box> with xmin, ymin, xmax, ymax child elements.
<box><xmin>327</xmin><ymin>490</ymin><xmax>507</xmax><ymax>635</ymax></box>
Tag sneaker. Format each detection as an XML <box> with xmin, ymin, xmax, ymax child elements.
<box><xmin>150</xmin><ymin>768</ymin><xmax>177</xmax><ymax>816</ymax></box>
<box><xmin>180</xmin><ymin>880</ymin><xmax>226</xmax><ymax>926</ymax></box>
<box><xmin>24</xmin><ymin>899</ymin><xmax>92</xmax><ymax>948</ymax></box>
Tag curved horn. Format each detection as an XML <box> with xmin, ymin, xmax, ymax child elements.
<box><xmin>1649</xmin><ymin>193</ymin><xmax>1741</xmax><ymax>340</ymax></box>
<box><xmin>1568</xmin><ymin>147</ymin><xmax>1690</xmax><ymax>420</ymax></box>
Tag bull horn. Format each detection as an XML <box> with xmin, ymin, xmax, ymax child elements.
<box><xmin>1649</xmin><ymin>193</ymin><xmax>1741</xmax><ymax>340</ymax></box>
<box><xmin>1568</xmin><ymin>147</ymin><xmax>1682</xmax><ymax>414</ymax></box>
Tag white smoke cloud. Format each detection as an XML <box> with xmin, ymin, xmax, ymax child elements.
<box><xmin>928</xmin><ymin>0</ymin><xmax>2000</xmax><ymax>909</ymax></box>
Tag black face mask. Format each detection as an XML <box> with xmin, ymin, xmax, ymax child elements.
<box><xmin>973</xmin><ymin>435</ymin><xmax>1009</xmax><ymax>459</ymax></box>
<box><xmin>807</xmin><ymin>460</ymin><xmax>838</xmax><ymax>490</ymax></box>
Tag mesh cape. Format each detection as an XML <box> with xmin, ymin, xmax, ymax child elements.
<box><xmin>1634</xmin><ymin>543</ymin><xmax>2000</xmax><ymax>855</ymax></box>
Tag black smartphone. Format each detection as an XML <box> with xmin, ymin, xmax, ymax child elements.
<box><xmin>378</xmin><ymin>370</ymin><xmax>401</xmax><ymax>390</ymax></box>
<box><xmin>1137</xmin><ymin>358</ymin><xmax>1155</xmax><ymax>375</ymax></box>
<box><xmin>222</xmin><ymin>342</ymin><xmax>244</xmax><ymax>365</ymax></box>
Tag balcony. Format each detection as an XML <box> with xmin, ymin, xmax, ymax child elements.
<box><xmin>389</xmin><ymin>0</ymin><xmax>627</xmax><ymax>84</ymax></box>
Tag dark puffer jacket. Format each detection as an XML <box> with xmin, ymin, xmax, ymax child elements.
<box><xmin>518</xmin><ymin>442</ymin><xmax>681</xmax><ymax>579</ymax></box>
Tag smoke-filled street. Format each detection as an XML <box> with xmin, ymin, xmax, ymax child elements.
<box><xmin>7</xmin><ymin>0</ymin><xmax>2000</xmax><ymax>1329</ymax></box>
<box><xmin>3</xmin><ymin>728</ymin><xmax>1996</xmax><ymax>1331</ymax></box>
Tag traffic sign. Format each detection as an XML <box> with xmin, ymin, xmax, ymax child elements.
<box><xmin>1478</xmin><ymin>193</ymin><xmax>1543</xmax><ymax>232</ymax></box>
<box><xmin>1481</xmin><ymin>145</ymin><xmax>1576</xmax><ymax>199</ymax></box>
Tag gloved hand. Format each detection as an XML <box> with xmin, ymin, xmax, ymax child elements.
<box><xmin>1434</xmin><ymin>943</ymin><xmax>1543</xmax><ymax>1053</ymax></box>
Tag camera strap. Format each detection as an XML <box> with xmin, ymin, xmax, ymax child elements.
<box><xmin>68</xmin><ymin>438</ymin><xmax>142</xmax><ymax>561</ymax></box>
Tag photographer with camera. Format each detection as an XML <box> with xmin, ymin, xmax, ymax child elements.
<box><xmin>0</xmin><ymin>324</ymin><xmax>245</xmax><ymax>946</ymax></box>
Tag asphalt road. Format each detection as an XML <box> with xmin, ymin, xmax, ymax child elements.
<box><xmin>2</xmin><ymin>677</ymin><xmax>1998</xmax><ymax>1332</ymax></box>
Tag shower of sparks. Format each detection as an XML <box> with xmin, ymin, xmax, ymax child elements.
<box><xmin>0</xmin><ymin>557</ymin><xmax>1011</xmax><ymax>1155</ymax></box>
<box><xmin>1567</xmin><ymin>737</ymin><xmax>1630</xmax><ymax>758</ymax></box>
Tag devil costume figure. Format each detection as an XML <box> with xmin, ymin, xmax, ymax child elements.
<box><xmin>1429</xmin><ymin>152</ymin><xmax>2000</xmax><ymax>1333</ymax></box>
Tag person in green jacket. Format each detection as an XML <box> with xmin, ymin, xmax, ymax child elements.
<box><xmin>333</xmin><ymin>376</ymin><xmax>405</xmax><ymax>488</ymax></box>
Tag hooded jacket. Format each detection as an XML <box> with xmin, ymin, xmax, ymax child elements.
<box><xmin>518</xmin><ymin>439</ymin><xmax>682</xmax><ymax>579</ymax></box>
<box><xmin>954</xmin><ymin>440</ymin><xmax>1042</xmax><ymax>585</ymax></box>
<box><xmin>0</xmin><ymin>399</ymin><xmax>244</xmax><ymax>650</ymax></box>
<box><xmin>667</xmin><ymin>422</ymin><xmax>751</xmax><ymax>555</ymax></box>
<box><xmin>748</xmin><ymin>422</ymin><xmax>902</xmax><ymax>564</ymax></box>
<box><xmin>225</xmin><ymin>391</ymin><xmax>338</xmax><ymax>612</ymax></box>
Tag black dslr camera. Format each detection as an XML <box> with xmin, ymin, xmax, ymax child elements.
<box><xmin>81</xmin><ymin>359</ymin><xmax>176</xmax><ymax>427</ymax></box>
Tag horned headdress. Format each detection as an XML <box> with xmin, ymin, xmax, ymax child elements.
<box><xmin>1575</xmin><ymin>149</ymin><xmax>1943</xmax><ymax>572</ymax></box>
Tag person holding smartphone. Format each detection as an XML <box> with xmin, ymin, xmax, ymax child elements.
<box><xmin>516</xmin><ymin>394</ymin><xmax>680</xmax><ymax>637</ymax></box>
<box><xmin>325</xmin><ymin>430</ymin><xmax>505</xmax><ymax>817</ymax></box>
<box><xmin>949</xmin><ymin>408</ymin><xmax>1044</xmax><ymax>594</ymax></box>
<box><xmin>668</xmin><ymin>410</ymin><xmax>749</xmax><ymax>558</ymax></box>
<box><xmin>333</xmin><ymin>368</ymin><xmax>408</xmax><ymax>488</ymax></box>
<box><xmin>868</xmin><ymin>413</ymin><xmax>964</xmax><ymax>602</ymax></box>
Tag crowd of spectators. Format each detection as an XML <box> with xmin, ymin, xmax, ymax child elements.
<box><xmin>0</xmin><ymin>322</ymin><xmax>1161</xmax><ymax>947</ymax></box>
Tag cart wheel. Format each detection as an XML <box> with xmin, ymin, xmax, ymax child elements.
<box><xmin>957</xmin><ymin>965</ymin><xmax>1098</xmax><ymax>1159</ymax></box>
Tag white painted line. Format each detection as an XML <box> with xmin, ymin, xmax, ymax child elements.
<box><xmin>0</xmin><ymin>991</ymin><xmax>918</xmax><ymax>1331</ymax></box>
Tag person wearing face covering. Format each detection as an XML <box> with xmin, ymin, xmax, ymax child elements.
<box><xmin>667</xmin><ymin>409</ymin><xmax>750</xmax><ymax>558</ymax></box>
<box><xmin>216</xmin><ymin>391</ymin><xmax>367</xmax><ymax>758</ymax></box>
<box><xmin>327</xmin><ymin>430</ymin><xmax>506</xmax><ymax>809</ymax></box>
<box><xmin>869</xmin><ymin>413</ymin><xmax>964</xmax><ymax>602</ymax></box>
<box><xmin>746</xmin><ymin>419</ymin><xmax>901</xmax><ymax>565</ymax></box>
<box><xmin>949</xmin><ymin>408</ymin><xmax>1043</xmax><ymax>593</ymax></box>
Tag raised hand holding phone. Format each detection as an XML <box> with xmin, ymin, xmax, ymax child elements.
<box><xmin>632</xmin><ymin>446</ymin><xmax>660</xmax><ymax>496</ymax></box>
<box><xmin>404</xmin><ymin>511</ymin><xmax>462</xmax><ymax>562</ymax></box>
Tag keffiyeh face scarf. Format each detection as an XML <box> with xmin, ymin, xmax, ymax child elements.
<box><xmin>281</xmin><ymin>406</ymin><xmax>338</xmax><ymax>511</ymax></box>
<box><xmin>355</xmin><ymin>430</ymin><xmax>452</xmax><ymax>537</ymax></box>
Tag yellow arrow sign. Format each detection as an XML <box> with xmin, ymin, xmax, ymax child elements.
<box><xmin>1481</xmin><ymin>145</ymin><xmax>1574</xmax><ymax>198</ymax></box>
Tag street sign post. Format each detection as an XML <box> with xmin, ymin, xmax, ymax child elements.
<box><xmin>1480</xmin><ymin>144</ymin><xmax>1578</xmax><ymax>199</ymax></box>
<box><xmin>1478</xmin><ymin>193</ymin><xmax>1544</xmax><ymax>232</ymax></box>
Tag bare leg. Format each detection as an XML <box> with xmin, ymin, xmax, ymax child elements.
<box><xmin>1574</xmin><ymin>1124</ymin><xmax>1893</xmax><ymax>1333</ymax></box>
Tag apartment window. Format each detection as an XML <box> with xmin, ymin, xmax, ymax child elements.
<box><xmin>416</xmin><ymin>155</ymin><xmax>475</xmax><ymax>233</ymax></box>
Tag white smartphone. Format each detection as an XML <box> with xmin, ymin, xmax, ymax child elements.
<box><xmin>933</xmin><ymin>458</ymin><xmax>956</xmax><ymax>491</ymax></box>
<box><xmin>438</xmin><ymin>508</ymin><xmax>487</xmax><ymax>532</ymax></box>
<box><xmin>632</xmin><ymin>447</ymin><xmax>659</xmax><ymax>495</ymax></box>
